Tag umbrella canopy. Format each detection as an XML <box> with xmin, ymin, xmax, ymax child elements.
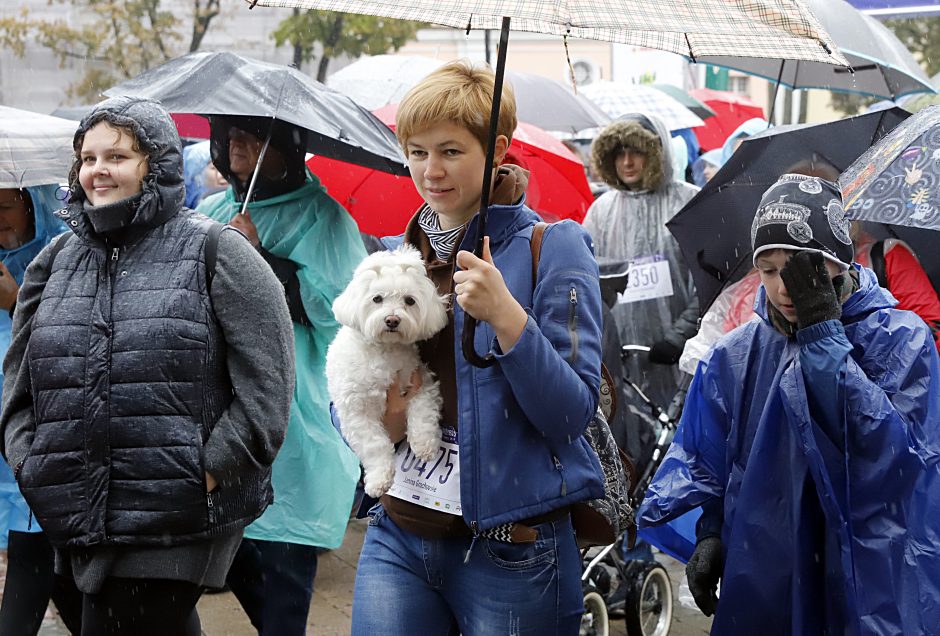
<box><xmin>309</xmin><ymin>103</ymin><xmax>594</xmax><ymax>236</ymax></box>
<box><xmin>579</xmin><ymin>81</ymin><xmax>705</xmax><ymax>131</ymax></box>
<box><xmin>688</xmin><ymin>88</ymin><xmax>766</xmax><ymax>151</ymax></box>
<box><xmin>327</xmin><ymin>55</ymin><xmax>610</xmax><ymax>135</ymax></box>
<box><xmin>669</xmin><ymin>106</ymin><xmax>911</xmax><ymax>314</ymax></box>
<box><xmin>841</xmin><ymin>105</ymin><xmax>940</xmax><ymax>232</ymax></box>
<box><xmin>104</xmin><ymin>51</ymin><xmax>408</xmax><ymax>175</ymax></box>
<box><xmin>651</xmin><ymin>84</ymin><xmax>716</xmax><ymax>120</ymax></box>
<box><xmin>248</xmin><ymin>1</ymin><xmax>846</xmax><ymax>66</ymax></box>
<box><xmin>326</xmin><ymin>55</ymin><xmax>444</xmax><ymax>110</ymax></box>
<box><xmin>0</xmin><ymin>106</ymin><xmax>78</xmax><ymax>189</ymax></box>
<box><xmin>692</xmin><ymin>0</ymin><xmax>934</xmax><ymax>100</ymax></box>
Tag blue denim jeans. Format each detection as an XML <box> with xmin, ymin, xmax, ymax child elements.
<box><xmin>351</xmin><ymin>505</ymin><xmax>583</xmax><ymax>636</ymax></box>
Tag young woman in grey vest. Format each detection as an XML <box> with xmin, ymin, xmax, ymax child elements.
<box><xmin>0</xmin><ymin>96</ymin><xmax>295</xmax><ymax>635</ymax></box>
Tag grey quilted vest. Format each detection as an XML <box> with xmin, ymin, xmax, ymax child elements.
<box><xmin>17</xmin><ymin>97</ymin><xmax>271</xmax><ymax>547</ymax></box>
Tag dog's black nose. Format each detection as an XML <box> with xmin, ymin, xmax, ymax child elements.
<box><xmin>385</xmin><ymin>316</ymin><xmax>400</xmax><ymax>330</ymax></box>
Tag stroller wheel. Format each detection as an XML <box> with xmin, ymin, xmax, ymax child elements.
<box><xmin>580</xmin><ymin>586</ymin><xmax>609</xmax><ymax>636</ymax></box>
<box><xmin>625</xmin><ymin>562</ymin><xmax>673</xmax><ymax>636</ymax></box>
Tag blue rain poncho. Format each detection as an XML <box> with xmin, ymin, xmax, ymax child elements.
<box><xmin>0</xmin><ymin>183</ymin><xmax>66</xmax><ymax>543</ymax></box>
<box><xmin>639</xmin><ymin>266</ymin><xmax>940</xmax><ymax>635</ymax></box>
<box><xmin>198</xmin><ymin>173</ymin><xmax>365</xmax><ymax>548</ymax></box>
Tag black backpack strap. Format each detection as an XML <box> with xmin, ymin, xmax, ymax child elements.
<box><xmin>869</xmin><ymin>240</ymin><xmax>889</xmax><ymax>288</ymax></box>
<box><xmin>46</xmin><ymin>232</ymin><xmax>72</xmax><ymax>270</ymax></box>
<box><xmin>204</xmin><ymin>222</ymin><xmax>225</xmax><ymax>291</ymax></box>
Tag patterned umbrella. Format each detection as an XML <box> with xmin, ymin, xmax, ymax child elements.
<box><xmin>651</xmin><ymin>84</ymin><xmax>716</xmax><ymax>120</ymax></box>
<box><xmin>579</xmin><ymin>81</ymin><xmax>705</xmax><ymax>131</ymax></box>
<box><xmin>247</xmin><ymin>0</ymin><xmax>846</xmax><ymax>64</ymax></box>
<box><xmin>0</xmin><ymin>106</ymin><xmax>77</xmax><ymax>189</ymax></box>
<box><xmin>840</xmin><ymin>105</ymin><xmax>940</xmax><ymax>231</ymax></box>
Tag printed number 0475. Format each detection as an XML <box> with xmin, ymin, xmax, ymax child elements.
<box><xmin>400</xmin><ymin>446</ymin><xmax>457</xmax><ymax>484</ymax></box>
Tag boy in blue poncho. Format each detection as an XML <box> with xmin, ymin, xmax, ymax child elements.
<box><xmin>639</xmin><ymin>174</ymin><xmax>940</xmax><ymax>635</ymax></box>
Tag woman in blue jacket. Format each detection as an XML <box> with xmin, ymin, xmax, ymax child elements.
<box><xmin>349</xmin><ymin>60</ymin><xmax>605</xmax><ymax>635</ymax></box>
<box><xmin>639</xmin><ymin>174</ymin><xmax>940</xmax><ymax>635</ymax></box>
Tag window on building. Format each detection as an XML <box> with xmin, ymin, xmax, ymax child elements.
<box><xmin>728</xmin><ymin>75</ymin><xmax>750</xmax><ymax>95</ymax></box>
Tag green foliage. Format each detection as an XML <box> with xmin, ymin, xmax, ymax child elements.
<box><xmin>0</xmin><ymin>0</ymin><xmax>220</xmax><ymax>103</ymax></box>
<box><xmin>272</xmin><ymin>10</ymin><xmax>422</xmax><ymax>82</ymax></box>
<box><xmin>884</xmin><ymin>16</ymin><xmax>940</xmax><ymax>77</ymax></box>
<box><xmin>829</xmin><ymin>17</ymin><xmax>940</xmax><ymax>117</ymax></box>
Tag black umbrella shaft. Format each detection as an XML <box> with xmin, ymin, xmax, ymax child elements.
<box><xmin>462</xmin><ymin>15</ymin><xmax>510</xmax><ymax>369</ymax></box>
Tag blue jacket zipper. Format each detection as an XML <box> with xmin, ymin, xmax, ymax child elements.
<box><xmin>568</xmin><ymin>287</ymin><xmax>579</xmax><ymax>363</ymax></box>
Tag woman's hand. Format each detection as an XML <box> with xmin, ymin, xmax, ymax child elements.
<box><xmin>0</xmin><ymin>262</ymin><xmax>20</xmax><ymax>311</ymax></box>
<box><xmin>454</xmin><ymin>237</ymin><xmax>527</xmax><ymax>351</ymax></box>
<box><xmin>205</xmin><ymin>472</ymin><xmax>218</xmax><ymax>493</ymax></box>
<box><xmin>383</xmin><ymin>369</ymin><xmax>423</xmax><ymax>444</ymax></box>
<box><xmin>229</xmin><ymin>210</ymin><xmax>260</xmax><ymax>248</ymax></box>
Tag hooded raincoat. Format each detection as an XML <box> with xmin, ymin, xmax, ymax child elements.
<box><xmin>639</xmin><ymin>266</ymin><xmax>940</xmax><ymax>635</ymax></box>
<box><xmin>198</xmin><ymin>174</ymin><xmax>365</xmax><ymax>549</ymax></box>
<box><xmin>0</xmin><ymin>184</ymin><xmax>66</xmax><ymax>544</ymax></box>
<box><xmin>583</xmin><ymin>114</ymin><xmax>700</xmax><ymax>459</ymax></box>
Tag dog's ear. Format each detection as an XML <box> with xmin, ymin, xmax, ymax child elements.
<box><xmin>332</xmin><ymin>271</ymin><xmax>374</xmax><ymax>328</ymax></box>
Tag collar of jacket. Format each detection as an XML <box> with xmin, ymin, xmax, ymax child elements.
<box><xmin>62</xmin><ymin>173</ymin><xmax>181</xmax><ymax>248</ymax></box>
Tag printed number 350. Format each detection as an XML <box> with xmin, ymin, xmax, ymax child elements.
<box><xmin>400</xmin><ymin>446</ymin><xmax>456</xmax><ymax>484</ymax></box>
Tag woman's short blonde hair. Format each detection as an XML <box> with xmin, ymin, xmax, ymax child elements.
<box><xmin>396</xmin><ymin>59</ymin><xmax>517</xmax><ymax>152</ymax></box>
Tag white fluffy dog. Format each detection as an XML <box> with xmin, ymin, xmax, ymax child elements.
<box><xmin>326</xmin><ymin>245</ymin><xmax>449</xmax><ymax>498</ymax></box>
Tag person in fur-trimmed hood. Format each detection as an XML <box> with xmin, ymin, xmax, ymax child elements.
<box><xmin>583</xmin><ymin>115</ymin><xmax>699</xmax><ymax>477</ymax></box>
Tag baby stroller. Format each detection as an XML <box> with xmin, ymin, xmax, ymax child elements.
<box><xmin>579</xmin><ymin>343</ymin><xmax>689</xmax><ymax>636</ymax></box>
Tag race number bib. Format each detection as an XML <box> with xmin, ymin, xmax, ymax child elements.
<box><xmin>387</xmin><ymin>427</ymin><xmax>461</xmax><ymax>515</ymax></box>
<box><xmin>618</xmin><ymin>255</ymin><xmax>674</xmax><ymax>304</ymax></box>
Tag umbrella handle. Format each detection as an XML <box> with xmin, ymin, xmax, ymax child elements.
<box><xmin>462</xmin><ymin>16</ymin><xmax>510</xmax><ymax>369</ymax></box>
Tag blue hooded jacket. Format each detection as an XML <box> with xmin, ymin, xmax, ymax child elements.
<box><xmin>381</xmin><ymin>197</ymin><xmax>606</xmax><ymax>530</ymax></box>
<box><xmin>0</xmin><ymin>183</ymin><xmax>66</xmax><ymax>542</ymax></box>
<box><xmin>639</xmin><ymin>266</ymin><xmax>940</xmax><ymax>635</ymax></box>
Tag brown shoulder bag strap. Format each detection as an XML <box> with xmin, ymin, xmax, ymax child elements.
<box><xmin>530</xmin><ymin>221</ymin><xmax>549</xmax><ymax>288</ymax></box>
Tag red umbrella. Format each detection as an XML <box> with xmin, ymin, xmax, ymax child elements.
<box><xmin>307</xmin><ymin>103</ymin><xmax>593</xmax><ymax>237</ymax></box>
<box><xmin>688</xmin><ymin>88</ymin><xmax>765</xmax><ymax>152</ymax></box>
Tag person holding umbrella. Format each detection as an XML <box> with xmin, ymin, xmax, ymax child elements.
<box><xmin>639</xmin><ymin>174</ymin><xmax>940</xmax><ymax>634</ymax></box>
<box><xmin>197</xmin><ymin>115</ymin><xmax>365</xmax><ymax>635</ymax></box>
<box><xmin>349</xmin><ymin>59</ymin><xmax>604</xmax><ymax>635</ymax></box>
<box><xmin>1</xmin><ymin>96</ymin><xmax>295</xmax><ymax>634</ymax></box>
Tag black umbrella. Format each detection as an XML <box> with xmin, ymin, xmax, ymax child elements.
<box><xmin>104</xmin><ymin>51</ymin><xmax>408</xmax><ymax>176</ymax></box>
<box><xmin>667</xmin><ymin>106</ymin><xmax>912</xmax><ymax>315</ymax></box>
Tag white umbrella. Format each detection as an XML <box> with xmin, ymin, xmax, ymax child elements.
<box><xmin>0</xmin><ymin>106</ymin><xmax>77</xmax><ymax>189</ymax></box>
<box><xmin>579</xmin><ymin>81</ymin><xmax>705</xmax><ymax>131</ymax></box>
<box><xmin>327</xmin><ymin>55</ymin><xmax>444</xmax><ymax>110</ymax></box>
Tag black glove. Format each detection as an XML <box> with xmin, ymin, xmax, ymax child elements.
<box><xmin>648</xmin><ymin>339</ymin><xmax>682</xmax><ymax>365</ymax></box>
<box><xmin>779</xmin><ymin>251</ymin><xmax>841</xmax><ymax>330</ymax></box>
<box><xmin>686</xmin><ymin>536</ymin><xmax>723</xmax><ymax>617</ymax></box>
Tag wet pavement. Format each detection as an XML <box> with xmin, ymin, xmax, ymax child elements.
<box><xmin>20</xmin><ymin>518</ymin><xmax>711</xmax><ymax>635</ymax></box>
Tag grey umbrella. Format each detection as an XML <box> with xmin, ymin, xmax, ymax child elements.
<box><xmin>651</xmin><ymin>84</ymin><xmax>716</xmax><ymax>120</ymax></box>
<box><xmin>104</xmin><ymin>51</ymin><xmax>408</xmax><ymax>175</ymax></box>
<box><xmin>505</xmin><ymin>71</ymin><xmax>611</xmax><ymax>134</ymax></box>
<box><xmin>693</xmin><ymin>0</ymin><xmax>934</xmax><ymax>100</ymax></box>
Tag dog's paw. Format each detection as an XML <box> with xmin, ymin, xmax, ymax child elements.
<box><xmin>409</xmin><ymin>433</ymin><xmax>441</xmax><ymax>463</ymax></box>
<box><xmin>363</xmin><ymin>466</ymin><xmax>397</xmax><ymax>498</ymax></box>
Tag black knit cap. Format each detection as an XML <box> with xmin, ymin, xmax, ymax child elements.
<box><xmin>751</xmin><ymin>173</ymin><xmax>853</xmax><ymax>270</ymax></box>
